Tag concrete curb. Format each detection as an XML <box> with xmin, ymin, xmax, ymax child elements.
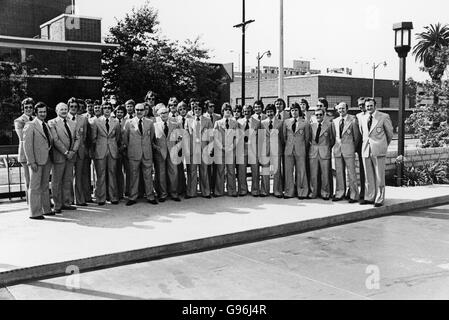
<box><xmin>2</xmin><ymin>194</ymin><xmax>449</xmax><ymax>287</ymax></box>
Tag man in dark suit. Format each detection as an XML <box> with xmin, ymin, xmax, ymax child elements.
<box><xmin>23</xmin><ymin>102</ymin><xmax>54</xmax><ymax>220</ymax></box>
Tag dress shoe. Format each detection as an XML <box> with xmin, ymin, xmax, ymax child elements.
<box><xmin>348</xmin><ymin>199</ymin><xmax>358</xmax><ymax>204</ymax></box>
<box><xmin>98</xmin><ymin>202</ymin><xmax>106</xmax><ymax>206</ymax></box>
<box><xmin>126</xmin><ymin>200</ymin><xmax>136</xmax><ymax>206</ymax></box>
<box><xmin>359</xmin><ymin>200</ymin><xmax>374</xmax><ymax>205</ymax></box>
<box><xmin>275</xmin><ymin>195</ymin><xmax>283</xmax><ymax>199</ymax></box>
<box><xmin>298</xmin><ymin>196</ymin><xmax>306</xmax><ymax>200</ymax></box>
<box><xmin>86</xmin><ymin>200</ymin><xmax>95</xmax><ymax>204</ymax></box>
<box><xmin>62</xmin><ymin>205</ymin><xmax>76</xmax><ymax>211</ymax></box>
<box><xmin>172</xmin><ymin>197</ymin><xmax>181</xmax><ymax>202</ymax></box>
<box><xmin>332</xmin><ymin>197</ymin><xmax>343</xmax><ymax>202</ymax></box>
<box><xmin>185</xmin><ymin>196</ymin><xmax>192</xmax><ymax>199</ymax></box>
<box><xmin>374</xmin><ymin>203</ymin><xmax>383</xmax><ymax>208</ymax></box>
<box><xmin>111</xmin><ymin>201</ymin><xmax>119</xmax><ymax>205</ymax></box>
<box><xmin>30</xmin><ymin>216</ymin><xmax>45</xmax><ymax>220</ymax></box>
<box><xmin>232</xmin><ymin>194</ymin><xmax>238</xmax><ymax>198</ymax></box>
<box><xmin>55</xmin><ymin>209</ymin><xmax>62</xmax><ymax>214</ymax></box>
<box><xmin>259</xmin><ymin>194</ymin><xmax>268</xmax><ymax>198</ymax></box>
<box><xmin>44</xmin><ymin>211</ymin><xmax>56</xmax><ymax>216</ymax></box>
<box><xmin>159</xmin><ymin>198</ymin><xmax>167</xmax><ymax>203</ymax></box>
<box><xmin>322</xmin><ymin>197</ymin><xmax>330</xmax><ymax>201</ymax></box>
<box><xmin>203</xmin><ymin>195</ymin><xmax>212</xmax><ymax>199</ymax></box>
<box><xmin>148</xmin><ymin>199</ymin><xmax>158</xmax><ymax>205</ymax></box>
<box><xmin>77</xmin><ymin>203</ymin><xmax>88</xmax><ymax>207</ymax></box>
<box><xmin>284</xmin><ymin>195</ymin><xmax>293</xmax><ymax>199</ymax></box>
<box><xmin>239</xmin><ymin>193</ymin><xmax>247</xmax><ymax>197</ymax></box>
<box><xmin>252</xmin><ymin>194</ymin><xmax>259</xmax><ymax>197</ymax></box>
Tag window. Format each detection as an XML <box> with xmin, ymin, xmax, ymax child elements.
<box><xmin>0</xmin><ymin>47</ymin><xmax>21</xmax><ymax>63</ymax></box>
<box><xmin>374</xmin><ymin>97</ymin><xmax>383</xmax><ymax>108</ymax></box>
<box><xmin>389</xmin><ymin>97</ymin><xmax>411</xmax><ymax>109</ymax></box>
<box><xmin>326</xmin><ymin>95</ymin><xmax>352</xmax><ymax>110</ymax></box>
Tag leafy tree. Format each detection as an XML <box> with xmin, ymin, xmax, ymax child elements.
<box><xmin>102</xmin><ymin>1</ymin><xmax>225</xmax><ymax>104</ymax></box>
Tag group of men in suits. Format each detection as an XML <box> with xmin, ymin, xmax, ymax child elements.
<box><xmin>16</xmin><ymin>94</ymin><xmax>393</xmax><ymax>220</ymax></box>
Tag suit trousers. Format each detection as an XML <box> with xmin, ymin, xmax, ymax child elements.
<box><xmin>186</xmin><ymin>163</ymin><xmax>210</xmax><ymax>197</ymax></box>
<box><xmin>260</xmin><ymin>155</ymin><xmax>283</xmax><ymax>196</ymax></box>
<box><xmin>334</xmin><ymin>156</ymin><xmax>359</xmax><ymax>200</ymax></box>
<box><xmin>356</xmin><ymin>149</ymin><xmax>365</xmax><ymax>198</ymax></box>
<box><xmin>20</xmin><ymin>162</ymin><xmax>31</xmax><ymax>203</ymax></box>
<box><xmin>363</xmin><ymin>155</ymin><xmax>386</xmax><ymax>204</ymax></box>
<box><xmin>129</xmin><ymin>159</ymin><xmax>156</xmax><ymax>201</ymax></box>
<box><xmin>52</xmin><ymin>160</ymin><xmax>75</xmax><ymax>210</ymax></box>
<box><xmin>237</xmin><ymin>157</ymin><xmax>259</xmax><ymax>196</ymax></box>
<box><xmin>28</xmin><ymin>160</ymin><xmax>52</xmax><ymax>217</ymax></box>
<box><xmin>82</xmin><ymin>156</ymin><xmax>93</xmax><ymax>202</ymax></box>
<box><xmin>177</xmin><ymin>162</ymin><xmax>187</xmax><ymax>196</ymax></box>
<box><xmin>74</xmin><ymin>156</ymin><xmax>86</xmax><ymax>205</ymax></box>
<box><xmin>116</xmin><ymin>156</ymin><xmax>125</xmax><ymax>199</ymax></box>
<box><xmin>215</xmin><ymin>161</ymin><xmax>237</xmax><ymax>197</ymax></box>
<box><xmin>94</xmin><ymin>153</ymin><xmax>118</xmax><ymax>203</ymax></box>
<box><xmin>154</xmin><ymin>153</ymin><xmax>178</xmax><ymax>199</ymax></box>
<box><xmin>284</xmin><ymin>155</ymin><xmax>308</xmax><ymax>198</ymax></box>
<box><xmin>208</xmin><ymin>164</ymin><xmax>217</xmax><ymax>195</ymax></box>
<box><xmin>309</xmin><ymin>156</ymin><xmax>331</xmax><ymax>198</ymax></box>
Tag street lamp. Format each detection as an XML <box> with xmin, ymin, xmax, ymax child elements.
<box><xmin>372</xmin><ymin>61</ymin><xmax>387</xmax><ymax>98</ymax></box>
<box><xmin>256</xmin><ymin>50</ymin><xmax>271</xmax><ymax>101</ymax></box>
<box><xmin>393</xmin><ymin>21</ymin><xmax>413</xmax><ymax>187</ymax></box>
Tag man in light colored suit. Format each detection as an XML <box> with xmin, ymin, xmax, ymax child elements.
<box><xmin>114</xmin><ymin>105</ymin><xmax>128</xmax><ymax>200</ymax></box>
<box><xmin>274</xmin><ymin>98</ymin><xmax>290</xmax><ymax>121</ymax></box>
<box><xmin>68</xmin><ymin>98</ymin><xmax>89</xmax><ymax>206</ymax></box>
<box><xmin>123</xmin><ymin>103</ymin><xmax>158</xmax><ymax>206</ymax></box>
<box><xmin>331</xmin><ymin>102</ymin><xmax>361</xmax><ymax>203</ymax></box>
<box><xmin>14</xmin><ymin>97</ymin><xmax>35</xmax><ymax>202</ymax></box>
<box><xmin>283</xmin><ymin>103</ymin><xmax>310</xmax><ymax>199</ymax></box>
<box><xmin>153</xmin><ymin>105</ymin><xmax>182</xmax><ymax>202</ymax></box>
<box><xmin>91</xmin><ymin>102</ymin><xmax>122</xmax><ymax>205</ymax></box>
<box><xmin>355</xmin><ymin>97</ymin><xmax>367</xmax><ymax>201</ymax></box>
<box><xmin>185</xmin><ymin>103</ymin><xmax>214</xmax><ymax>198</ymax></box>
<box><xmin>214</xmin><ymin>103</ymin><xmax>239</xmax><ymax>197</ymax></box>
<box><xmin>168</xmin><ymin>97</ymin><xmax>179</xmax><ymax>118</ymax></box>
<box><xmin>252</xmin><ymin>100</ymin><xmax>268</xmax><ymax>122</ymax></box>
<box><xmin>308</xmin><ymin>108</ymin><xmax>335</xmax><ymax>200</ymax></box>
<box><xmin>260</xmin><ymin>104</ymin><xmax>284</xmax><ymax>197</ymax></box>
<box><xmin>237</xmin><ymin>105</ymin><xmax>261</xmax><ymax>197</ymax></box>
<box><xmin>204</xmin><ymin>100</ymin><xmax>222</xmax><ymax>195</ymax></box>
<box><xmin>48</xmin><ymin>103</ymin><xmax>80</xmax><ymax>213</ymax></box>
<box><xmin>359</xmin><ymin>98</ymin><xmax>394</xmax><ymax>207</ymax></box>
<box><xmin>23</xmin><ymin>102</ymin><xmax>54</xmax><ymax>220</ymax></box>
<box><xmin>176</xmin><ymin>101</ymin><xmax>194</xmax><ymax>196</ymax></box>
<box><xmin>124</xmin><ymin>100</ymin><xmax>136</xmax><ymax>121</ymax></box>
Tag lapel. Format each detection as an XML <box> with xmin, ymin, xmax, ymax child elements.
<box><xmin>291</xmin><ymin>118</ymin><xmax>300</xmax><ymax>133</ymax></box>
<box><xmin>35</xmin><ymin>119</ymin><xmax>47</xmax><ymax>140</ymax></box>
<box><xmin>97</xmin><ymin>117</ymin><xmax>108</xmax><ymax>135</ymax></box>
<box><xmin>369</xmin><ymin>112</ymin><xmax>380</xmax><ymax>134</ymax></box>
<box><xmin>320</xmin><ymin>121</ymin><xmax>328</xmax><ymax>137</ymax></box>
<box><xmin>342</xmin><ymin>115</ymin><xmax>352</xmax><ymax>134</ymax></box>
<box><xmin>57</xmin><ymin>118</ymin><xmax>70</xmax><ymax>140</ymax></box>
<box><xmin>132</xmin><ymin>117</ymin><xmax>142</xmax><ymax>136</ymax></box>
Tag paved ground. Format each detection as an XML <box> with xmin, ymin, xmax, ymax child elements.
<box><xmin>3</xmin><ymin>203</ymin><xmax>449</xmax><ymax>300</ymax></box>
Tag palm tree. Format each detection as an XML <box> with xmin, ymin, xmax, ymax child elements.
<box><xmin>413</xmin><ymin>23</ymin><xmax>449</xmax><ymax>83</ymax></box>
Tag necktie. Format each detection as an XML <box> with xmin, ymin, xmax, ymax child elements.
<box><xmin>339</xmin><ymin>118</ymin><xmax>344</xmax><ymax>137</ymax></box>
<box><xmin>225</xmin><ymin>119</ymin><xmax>229</xmax><ymax>130</ymax></box>
<box><xmin>269</xmin><ymin>120</ymin><xmax>273</xmax><ymax>131</ymax></box>
<box><xmin>72</xmin><ymin>116</ymin><xmax>76</xmax><ymax>121</ymax></box>
<box><xmin>29</xmin><ymin>116</ymin><xmax>33</xmax><ymax>121</ymax></box>
<box><xmin>130</xmin><ymin>115</ymin><xmax>133</xmax><ymax>119</ymax></box>
<box><xmin>197</xmin><ymin>117</ymin><xmax>201</xmax><ymax>122</ymax></box>
<box><xmin>138</xmin><ymin>119</ymin><xmax>143</xmax><ymax>135</ymax></box>
<box><xmin>106</xmin><ymin>118</ymin><xmax>110</xmax><ymax>133</ymax></box>
<box><xmin>292</xmin><ymin>118</ymin><xmax>297</xmax><ymax>133</ymax></box>
<box><xmin>119</xmin><ymin>119</ymin><xmax>122</xmax><ymax>125</ymax></box>
<box><xmin>315</xmin><ymin>123</ymin><xmax>322</xmax><ymax>144</ymax></box>
<box><xmin>196</xmin><ymin>117</ymin><xmax>201</xmax><ymax>140</ymax></box>
<box><xmin>258</xmin><ymin>114</ymin><xmax>261</xmax><ymax>121</ymax></box>
<box><xmin>245</xmin><ymin>119</ymin><xmax>249</xmax><ymax>131</ymax></box>
<box><xmin>277</xmin><ymin>114</ymin><xmax>282</xmax><ymax>120</ymax></box>
<box><xmin>42</xmin><ymin>122</ymin><xmax>51</xmax><ymax>147</ymax></box>
<box><xmin>164</xmin><ymin>121</ymin><xmax>169</xmax><ymax>136</ymax></box>
<box><xmin>182</xmin><ymin>117</ymin><xmax>186</xmax><ymax>129</ymax></box>
<box><xmin>368</xmin><ymin>115</ymin><xmax>373</xmax><ymax>131</ymax></box>
<box><xmin>64</xmin><ymin>119</ymin><xmax>72</xmax><ymax>150</ymax></box>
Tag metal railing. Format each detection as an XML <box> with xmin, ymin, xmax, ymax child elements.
<box><xmin>0</xmin><ymin>145</ymin><xmax>26</xmax><ymax>200</ymax></box>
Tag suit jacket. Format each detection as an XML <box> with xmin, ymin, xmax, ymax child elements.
<box><xmin>71</xmin><ymin>114</ymin><xmax>89</xmax><ymax>160</ymax></box>
<box><xmin>186</xmin><ymin>115</ymin><xmax>214</xmax><ymax>150</ymax></box>
<box><xmin>261</xmin><ymin>117</ymin><xmax>284</xmax><ymax>157</ymax></box>
<box><xmin>23</xmin><ymin>119</ymin><xmax>53</xmax><ymax>166</ymax></box>
<box><xmin>48</xmin><ymin>116</ymin><xmax>80</xmax><ymax>164</ymax></box>
<box><xmin>252</xmin><ymin>113</ymin><xmax>267</xmax><ymax>121</ymax></box>
<box><xmin>124</xmin><ymin>117</ymin><xmax>155</xmax><ymax>161</ymax></box>
<box><xmin>176</xmin><ymin>114</ymin><xmax>194</xmax><ymax>130</ymax></box>
<box><xmin>238</xmin><ymin>117</ymin><xmax>262</xmax><ymax>147</ymax></box>
<box><xmin>309</xmin><ymin>121</ymin><xmax>335</xmax><ymax>159</ymax></box>
<box><xmin>213</xmin><ymin>117</ymin><xmax>239</xmax><ymax>158</ymax></box>
<box><xmin>331</xmin><ymin>114</ymin><xmax>361</xmax><ymax>158</ymax></box>
<box><xmin>91</xmin><ymin>116</ymin><xmax>122</xmax><ymax>160</ymax></box>
<box><xmin>154</xmin><ymin>119</ymin><xmax>182</xmax><ymax>160</ymax></box>
<box><xmin>283</xmin><ymin>117</ymin><xmax>310</xmax><ymax>157</ymax></box>
<box><xmin>275</xmin><ymin>110</ymin><xmax>291</xmax><ymax>121</ymax></box>
<box><xmin>359</xmin><ymin>111</ymin><xmax>394</xmax><ymax>157</ymax></box>
<box><xmin>204</xmin><ymin>112</ymin><xmax>222</xmax><ymax>126</ymax></box>
<box><xmin>14</xmin><ymin>114</ymin><xmax>32</xmax><ymax>163</ymax></box>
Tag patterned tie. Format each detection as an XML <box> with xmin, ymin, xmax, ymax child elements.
<box><xmin>292</xmin><ymin>118</ymin><xmax>297</xmax><ymax>133</ymax></box>
<box><xmin>164</xmin><ymin>121</ymin><xmax>169</xmax><ymax>136</ymax></box>
<box><xmin>106</xmin><ymin>118</ymin><xmax>110</xmax><ymax>133</ymax></box>
<box><xmin>225</xmin><ymin>119</ymin><xmax>229</xmax><ymax>130</ymax></box>
<box><xmin>339</xmin><ymin>118</ymin><xmax>344</xmax><ymax>137</ymax></box>
<box><xmin>63</xmin><ymin>119</ymin><xmax>72</xmax><ymax>150</ymax></box>
<box><xmin>368</xmin><ymin>115</ymin><xmax>373</xmax><ymax>131</ymax></box>
<box><xmin>269</xmin><ymin>120</ymin><xmax>273</xmax><ymax>131</ymax></box>
<box><xmin>315</xmin><ymin>123</ymin><xmax>322</xmax><ymax>144</ymax></box>
<box><xmin>42</xmin><ymin>122</ymin><xmax>51</xmax><ymax>147</ymax></box>
<box><xmin>138</xmin><ymin>119</ymin><xmax>143</xmax><ymax>135</ymax></box>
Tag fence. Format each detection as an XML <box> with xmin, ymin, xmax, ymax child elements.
<box><xmin>0</xmin><ymin>145</ymin><xmax>26</xmax><ymax>200</ymax></box>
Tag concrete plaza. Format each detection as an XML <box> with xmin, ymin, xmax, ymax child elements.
<box><xmin>1</xmin><ymin>184</ymin><xmax>449</xmax><ymax>287</ymax></box>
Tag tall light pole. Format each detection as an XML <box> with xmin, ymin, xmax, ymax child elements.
<box><xmin>257</xmin><ymin>50</ymin><xmax>271</xmax><ymax>101</ymax></box>
<box><xmin>393</xmin><ymin>22</ymin><xmax>413</xmax><ymax>187</ymax></box>
<box><xmin>279</xmin><ymin>0</ymin><xmax>284</xmax><ymax>100</ymax></box>
<box><xmin>233</xmin><ymin>0</ymin><xmax>254</xmax><ymax>106</ymax></box>
<box><xmin>372</xmin><ymin>61</ymin><xmax>387</xmax><ymax>98</ymax></box>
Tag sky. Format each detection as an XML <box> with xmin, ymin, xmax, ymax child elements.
<box><xmin>75</xmin><ymin>0</ymin><xmax>449</xmax><ymax>82</ymax></box>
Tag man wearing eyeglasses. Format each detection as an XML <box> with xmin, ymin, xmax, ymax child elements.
<box><xmin>355</xmin><ymin>97</ymin><xmax>367</xmax><ymax>201</ymax></box>
<box><xmin>91</xmin><ymin>102</ymin><xmax>122</xmax><ymax>205</ymax></box>
<box><xmin>14</xmin><ymin>97</ymin><xmax>35</xmax><ymax>202</ymax></box>
<box><xmin>331</xmin><ymin>102</ymin><xmax>361</xmax><ymax>203</ymax></box>
<box><xmin>153</xmin><ymin>105</ymin><xmax>182</xmax><ymax>202</ymax></box>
